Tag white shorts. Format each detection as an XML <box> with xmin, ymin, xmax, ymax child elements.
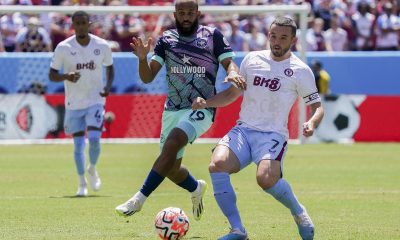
<box><xmin>64</xmin><ymin>104</ymin><xmax>104</xmax><ymax>135</ymax></box>
<box><xmin>218</xmin><ymin>124</ymin><xmax>288</xmax><ymax>171</ymax></box>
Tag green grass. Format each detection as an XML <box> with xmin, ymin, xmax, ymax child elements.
<box><xmin>0</xmin><ymin>143</ymin><xmax>400</xmax><ymax>239</ymax></box>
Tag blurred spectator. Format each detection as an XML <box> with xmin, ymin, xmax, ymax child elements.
<box><xmin>244</xmin><ymin>21</ymin><xmax>268</xmax><ymax>51</ymax></box>
<box><xmin>49</xmin><ymin>13</ymin><xmax>72</xmax><ymax>51</ymax></box>
<box><xmin>375</xmin><ymin>2</ymin><xmax>400</xmax><ymax>50</ymax></box>
<box><xmin>0</xmin><ymin>32</ymin><xmax>5</xmax><ymax>52</ymax></box>
<box><xmin>313</xmin><ymin>0</ymin><xmax>332</xmax><ymax>30</ymax></box>
<box><xmin>225</xmin><ymin>19</ymin><xmax>248</xmax><ymax>51</ymax></box>
<box><xmin>110</xmin><ymin>14</ymin><xmax>144</xmax><ymax>52</ymax></box>
<box><xmin>351</xmin><ymin>1</ymin><xmax>376</xmax><ymax>51</ymax></box>
<box><xmin>324</xmin><ymin>14</ymin><xmax>348</xmax><ymax>51</ymax></box>
<box><xmin>0</xmin><ymin>13</ymin><xmax>24</xmax><ymax>52</ymax></box>
<box><xmin>311</xmin><ymin>60</ymin><xmax>330</xmax><ymax>95</ymax></box>
<box><xmin>306</xmin><ymin>17</ymin><xmax>327</xmax><ymax>51</ymax></box>
<box><xmin>15</xmin><ymin>16</ymin><xmax>52</xmax><ymax>52</ymax></box>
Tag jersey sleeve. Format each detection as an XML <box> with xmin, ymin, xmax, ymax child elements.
<box><xmin>213</xmin><ymin>28</ymin><xmax>235</xmax><ymax>62</ymax></box>
<box><xmin>151</xmin><ymin>36</ymin><xmax>166</xmax><ymax>66</ymax></box>
<box><xmin>50</xmin><ymin>44</ymin><xmax>64</xmax><ymax>70</ymax></box>
<box><xmin>239</xmin><ymin>52</ymin><xmax>251</xmax><ymax>80</ymax></box>
<box><xmin>103</xmin><ymin>42</ymin><xmax>113</xmax><ymax>66</ymax></box>
<box><xmin>297</xmin><ymin>67</ymin><xmax>321</xmax><ymax>105</ymax></box>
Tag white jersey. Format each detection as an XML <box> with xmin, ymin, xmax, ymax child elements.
<box><xmin>238</xmin><ymin>50</ymin><xmax>320</xmax><ymax>139</ymax></box>
<box><xmin>50</xmin><ymin>34</ymin><xmax>113</xmax><ymax>110</ymax></box>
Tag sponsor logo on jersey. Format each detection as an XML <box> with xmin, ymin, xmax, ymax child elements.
<box><xmin>284</xmin><ymin>68</ymin><xmax>293</xmax><ymax>77</ymax></box>
<box><xmin>253</xmin><ymin>76</ymin><xmax>281</xmax><ymax>91</ymax></box>
<box><xmin>76</xmin><ymin>60</ymin><xmax>96</xmax><ymax>70</ymax></box>
<box><xmin>170</xmin><ymin>54</ymin><xmax>206</xmax><ymax>77</ymax></box>
<box><xmin>196</xmin><ymin>38</ymin><xmax>207</xmax><ymax>48</ymax></box>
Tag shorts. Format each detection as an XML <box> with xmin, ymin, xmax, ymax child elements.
<box><xmin>160</xmin><ymin>109</ymin><xmax>213</xmax><ymax>159</ymax></box>
<box><xmin>218</xmin><ymin>124</ymin><xmax>288</xmax><ymax>172</ymax></box>
<box><xmin>64</xmin><ymin>104</ymin><xmax>104</xmax><ymax>135</ymax></box>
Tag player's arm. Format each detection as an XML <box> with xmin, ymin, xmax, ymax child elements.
<box><xmin>220</xmin><ymin>58</ymin><xmax>246</xmax><ymax>90</ymax></box>
<box><xmin>303</xmin><ymin>101</ymin><xmax>324</xmax><ymax>137</ymax></box>
<box><xmin>130</xmin><ymin>37</ymin><xmax>162</xmax><ymax>84</ymax></box>
<box><xmin>48</xmin><ymin>68</ymin><xmax>80</xmax><ymax>83</ymax></box>
<box><xmin>192</xmin><ymin>85</ymin><xmax>242</xmax><ymax>110</ymax></box>
<box><xmin>100</xmin><ymin>65</ymin><xmax>115</xmax><ymax>97</ymax></box>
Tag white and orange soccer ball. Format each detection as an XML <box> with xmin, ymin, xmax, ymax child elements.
<box><xmin>154</xmin><ymin>207</ymin><xmax>190</xmax><ymax>240</ymax></box>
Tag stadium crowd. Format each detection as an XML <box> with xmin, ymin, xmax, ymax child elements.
<box><xmin>0</xmin><ymin>0</ymin><xmax>399</xmax><ymax>52</ymax></box>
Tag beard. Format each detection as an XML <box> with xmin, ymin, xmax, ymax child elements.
<box><xmin>270</xmin><ymin>44</ymin><xmax>291</xmax><ymax>58</ymax></box>
<box><xmin>176</xmin><ymin>18</ymin><xmax>199</xmax><ymax>37</ymax></box>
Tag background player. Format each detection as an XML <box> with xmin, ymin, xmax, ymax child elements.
<box><xmin>192</xmin><ymin>16</ymin><xmax>324</xmax><ymax>240</ymax></box>
<box><xmin>115</xmin><ymin>0</ymin><xmax>246</xmax><ymax>220</ymax></box>
<box><xmin>49</xmin><ymin>11</ymin><xmax>114</xmax><ymax>197</ymax></box>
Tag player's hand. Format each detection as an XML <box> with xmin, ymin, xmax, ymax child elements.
<box><xmin>224</xmin><ymin>71</ymin><xmax>247</xmax><ymax>90</ymax></box>
<box><xmin>66</xmin><ymin>72</ymin><xmax>80</xmax><ymax>83</ymax></box>
<box><xmin>302</xmin><ymin>121</ymin><xmax>315</xmax><ymax>137</ymax></box>
<box><xmin>192</xmin><ymin>97</ymin><xmax>207</xmax><ymax>110</ymax></box>
<box><xmin>99</xmin><ymin>86</ymin><xmax>111</xmax><ymax>97</ymax></box>
<box><xmin>130</xmin><ymin>37</ymin><xmax>153</xmax><ymax>61</ymax></box>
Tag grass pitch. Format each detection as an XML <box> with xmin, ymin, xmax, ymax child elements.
<box><xmin>0</xmin><ymin>143</ymin><xmax>399</xmax><ymax>240</ymax></box>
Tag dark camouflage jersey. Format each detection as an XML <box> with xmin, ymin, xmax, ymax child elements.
<box><xmin>151</xmin><ymin>25</ymin><xmax>235</xmax><ymax>116</ymax></box>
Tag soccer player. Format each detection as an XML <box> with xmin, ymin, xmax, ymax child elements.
<box><xmin>192</xmin><ymin>16</ymin><xmax>324</xmax><ymax>240</ymax></box>
<box><xmin>48</xmin><ymin>11</ymin><xmax>114</xmax><ymax>197</ymax></box>
<box><xmin>115</xmin><ymin>0</ymin><xmax>246</xmax><ymax>220</ymax></box>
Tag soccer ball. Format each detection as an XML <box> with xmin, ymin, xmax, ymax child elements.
<box><xmin>154</xmin><ymin>207</ymin><xmax>190</xmax><ymax>240</ymax></box>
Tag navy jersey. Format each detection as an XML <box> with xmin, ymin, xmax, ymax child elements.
<box><xmin>151</xmin><ymin>25</ymin><xmax>235</xmax><ymax>114</ymax></box>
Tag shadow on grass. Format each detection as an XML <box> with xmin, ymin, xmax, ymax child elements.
<box><xmin>49</xmin><ymin>195</ymin><xmax>112</xmax><ymax>198</ymax></box>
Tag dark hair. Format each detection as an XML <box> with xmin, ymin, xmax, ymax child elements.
<box><xmin>271</xmin><ymin>16</ymin><xmax>297</xmax><ymax>37</ymax></box>
<box><xmin>175</xmin><ymin>0</ymin><xmax>199</xmax><ymax>10</ymax></box>
<box><xmin>72</xmin><ymin>11</ymin><xmax>90</xmax><ymax>21</ymax></box>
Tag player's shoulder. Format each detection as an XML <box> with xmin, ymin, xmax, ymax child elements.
<box><xmin>243</xmin><ymin>50</ymin><xmax>269</xmax><ymax>62</ymax></box>
<box><xmin>55</xmin><ymin>35</ymin><xmax>75</xmax><ymax>50</ymax></box>
<box><xmin>89</xmin><ymin>34</ymin><xmax>110</xmax><ymax>46</ymax></box>
<box><xmin>289</xmin><ymin>54</ymin><xmax>314</xmax><ymax>77</ymax></box>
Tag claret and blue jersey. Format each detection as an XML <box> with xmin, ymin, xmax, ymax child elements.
<box><xmin>151</xmin><ymin>25</ymin><xmax>235</xmax><ymax>114</ymax></box>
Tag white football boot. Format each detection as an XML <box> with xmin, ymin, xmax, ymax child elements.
<box><xmin>115</xmin><ymin>192</ymin><xmax>146</xmax><ymax>217</ymax></box>
<box><xmin>87</xmin><ymin>166</ymin><xmax>101</xmax><ymax>192</ymax></box>
<box><xmin>191</xmin><ymin>179</ymin><xmax>208</xmax><ymax>221</ymax></box>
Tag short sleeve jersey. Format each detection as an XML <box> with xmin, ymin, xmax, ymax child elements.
<box><xmin>50</xmin><ymin>34</ymin><xmax>113</xmax><ymax>110</ymax></box>
<box><xmin>151</xmin><ymin>25</ymin><xmax>235</xmax><ymax>115</ymax></box>
<box><xmin>239</xmin><ymin>50</ymin><xmax>320</xmax><ymax>139</ymax></box>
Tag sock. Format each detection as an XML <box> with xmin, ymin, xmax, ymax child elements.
<box><xmin>211</xmin><ymin>172</ymin><xmax>245</xmax><ymax>233</ymax></box>
<box><xmin>177</xmin><ymin>172</ymin><xmax>198</xmax><ymax>193</ymax></box>
<box><xmin>88</xmin><ymin>130</ymin><xmax>101</xmax><ymax>166</ymax></box>
<box><xmin>133</xmin><ymin>191</ymin><xmax>147</xmax><ymax>205</ymax></box>
<box><xmin>140</xmin><ymin>169</ymin><xmax>165</xmax><ymax>197</ymax></box>
<box><xmin>73</xmin><ymin>136</ymin><xmax>86</xmax><ymax>176</ymax></box>
<box><xmin>264</xmin><ymin>178</ymin><xmax>303</xmax><ymax>215</ymax></box>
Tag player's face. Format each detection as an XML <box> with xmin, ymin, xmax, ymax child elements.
<box><xmin>268</xmin><ymin>24</ymin><xmax>297</xmax><ymax>58</ymax></box>
<box><xmin>174</xmin><ymin>1</ymin><xmax>200</xmax><ymax>36</ymax></box>
<box><xmin>72</xmin><ymin>15</ymin><xmax>90</xmax><ymax>39</ymax></box>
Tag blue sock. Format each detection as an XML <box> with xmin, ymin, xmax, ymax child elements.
<box><xmin>211</xmin><ymin>172</ymin><xmax>245</xmax><ymax>233</ymax></box>
<box><xmin>140</xmin><ymin>169</ymin><xmax>165</xmax><ymax>197</ymax></box>
<box><xmin>73</xmin><ymin>136</ymin><xmax>86</xmax><ymax>176</ymax></box>
<box><xmin>88</xmin><ymin>130</ymin><xmax>101</xmax><ymax>166</ymax></box>
<box><xmin>177</xmin><ymin>172</ymin><xmax>198</xmax><ymax>192</ymax></box>
<box><xmin>265</xmin><ymin>178</ymin><xmax>303</xmax><ymax>215</ymax></box>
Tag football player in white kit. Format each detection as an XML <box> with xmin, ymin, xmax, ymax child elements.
<box><xmin>49</xmin><ymin>11</ymin><xmax>114</xmax><ymax>197</ymax></box>
<box><xmin>192</xmin><ymin>16</ymin><xmax>324</xmax><ymax>240</ymax></box>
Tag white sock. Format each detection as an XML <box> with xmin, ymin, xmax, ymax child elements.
<box><xmin>134</xmin><ymin>191</ymin><xmax>147</xmax><ymax>205</ymax></box>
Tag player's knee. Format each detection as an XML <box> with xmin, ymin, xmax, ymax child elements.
<box><xmin>257</xmin><ymin>174</ymin><xmax>279</xmax><ymax>190</ymax></box>
<box><xmin>208</xmin><ymin>158</ymin><xmax>231</xmax><ymax>173</ymax></box>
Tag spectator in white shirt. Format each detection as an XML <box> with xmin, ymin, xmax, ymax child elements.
<box><xmin>324</xmin><ymin>14</ymin><xmax>348</xmax><ymax>51</ymax></box>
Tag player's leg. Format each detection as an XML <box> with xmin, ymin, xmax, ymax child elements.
<box><xmin>211</xmin><ymin>126</ymin><xmax>251</xmax><ymax>240</ymax></box>
<box><xmin>65</xmin><ymin>109</ymin><xmax>87</xmax><ymax>197</ymax></box>
<box><xmin>115</xmin><ymin>110</ymin><xmax>197</xmax><ymax>217</ymax></box>
<box><xmin>86</xmin><ymin>104</ymin><xmax>104</xmax><ymax>192</ymax></box>
<box><xmin>254</xmin><ymin>133</ymin><xmax>314</xmax><ymax>240</ymax></box>
<box><xmin>169</xmin><ymin>109</ymin><xmax>212</xmax><ymax>220</ymax></box>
